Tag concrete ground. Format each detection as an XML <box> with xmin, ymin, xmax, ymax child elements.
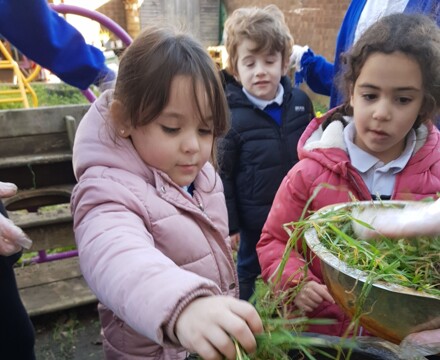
<box><xmin>33</xmin><ymin>303</ymin><xmax>103</xmax><ymax>360</ymax></box>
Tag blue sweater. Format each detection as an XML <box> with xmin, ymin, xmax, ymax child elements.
<box><xmin>296</xmin><ymin>0</ymin><xmax>440</xmax><ymax>108</ymax></box>
<box><xmin>0</xmin><ymin>0</ymin><xmax>114</xmax><ymax>89</ymax></box>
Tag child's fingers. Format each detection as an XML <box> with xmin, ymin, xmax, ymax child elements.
<box><xmin>230</xmin><ymin>298</ymin><xmax>263</xmax><ymax>334</ymax></box>
<box><xmin>203</xmin><ymin>326</ymin><xmax>236</xmax><ymax>360</ymax></box>
<box><xmin>192</xmin><ymin>336</ymin><xmax>224</xmax><ymax>360</ymax></box>
<box><xmin>313</xmin><ymin>283</ymin><xmax>335</xmax><ymax>304</ymax></box>
<box><xmin>226</xmin><ymin>299</ymin><xmax>262</xmax><ymax>354</ymax></box>
<box><xmin>0</xmin><ymin>181</ymin><xmax>17</xmax><ymax>198</ymax></box>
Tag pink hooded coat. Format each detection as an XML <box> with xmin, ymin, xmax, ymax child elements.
<box><xmin>257</xmin><ymin>110</ymin><xmax>440</xmax><ymax>336</ymax></box>
<box><xmin>71</xmin><ymin>91</ymin><xmax>238</xmax><ymax>359</ymax></box>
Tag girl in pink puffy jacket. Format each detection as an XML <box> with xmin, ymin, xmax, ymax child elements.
<box><xmin>257</xmin><ymin>13</ymin><xmax>440</xmax><ymax>337</ymax></box>
<box><xmin>71</xmin><ymin>25</ymin><xmax>262</xmax><ymax>360</ymax></box>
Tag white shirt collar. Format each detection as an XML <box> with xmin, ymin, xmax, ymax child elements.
<box><xmin>344</xmin><ymin>121</ymin><xmax>416</xmax><ymax>174</ymax></box>
<box><xmin>242</xmin><ymin>83</ymin><xmax>284</xmax><ymax>110</ymax></box>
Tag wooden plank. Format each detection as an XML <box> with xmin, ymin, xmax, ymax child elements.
<box><xmin>0</xmin><ymin>133</ymin><xmax>71</xmax><ymax>160</ymax></box>
<box><xmin>5</xmin><ymin>188</ymin><xmax>75</xmax><ymax>251</ymax></box>
<box><xmin>15</xmin><ymin>257</ymin><xmax>97</xmax><ymax>317</ymax></box>
<box><xmin>15</xmin><ymin>257</ymin><xmax>81</xmax><ymax>288</ymax></box>
<box><xmin>0</xmin><ymin>104</ymin><xmax>89</xmax><ymax>138</ymax></box>
<box><xmin>21</xmin><ymin>222</ymin><xmax>75</xmax><ymax>252</ymax></box>
<box><xmin>19</xmin><ymin>277</ymin><xmax>97</xmax><ymax>317</ymax></box>
<box><xmin>0</xmin><ymin>152</ymin><xmax>72</xmax><ymax>168</ymax></box>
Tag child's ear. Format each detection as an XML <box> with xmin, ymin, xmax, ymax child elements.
<box><xmin>110</xmin><ymin>100</ymin><xmax>131</xmax><ymax>138</ymax></box>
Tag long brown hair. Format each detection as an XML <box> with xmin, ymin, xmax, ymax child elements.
<box><xmin>113</xmin><ymin>25</ymin><xmax>229</xmax><ymax>167</ymax></box>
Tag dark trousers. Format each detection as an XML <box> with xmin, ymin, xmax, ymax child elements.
<box><xmin>0</xmin><ymin>202</ymin><xmax>35</xmax><ymax>360</ymax></box>
<box><xmin>237</xmin><ymin>228</ymin><xmax>262</xmax><ymax>301</ymax></box>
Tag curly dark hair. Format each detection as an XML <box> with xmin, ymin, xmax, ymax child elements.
<box><xmin>336</xmin><ymin>13</ymin><xmax>440</xmax><ymax>128</ymax></box>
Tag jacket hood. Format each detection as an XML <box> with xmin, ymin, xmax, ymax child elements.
<box><xmin>73</xmin><ymin>90</ymin><xmax>153</xmax><ymax>182</ymax></box>
<box><xmin>297</xmin><ymin>108</ymin><xmax>439</xmax><ymax>175</ymax></box>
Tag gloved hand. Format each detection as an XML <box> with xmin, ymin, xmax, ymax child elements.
<box><xmin>290</xmin><ymin>45</ymin><xmax>309</xmax><ymax>70</ymax></box>
<box><xmin>352</xmin><ymin>199</ymin><xmax>440</xmax><ymax>240</ymax></box>
<box><xmin>0</xmin><ymin>182</ymin><xmax>32</xmax><ymax>256</ymax></box>
<box><xmin>400</xmin><ymin>328</ymin><xmax>440</xmax><ymax>359</ymax></box>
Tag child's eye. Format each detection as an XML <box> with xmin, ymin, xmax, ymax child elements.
<box><xmin>161</xmin><ymin>125</ymin><xmax>179</xmax><ymax>134</ymax></box>
<box><xmin>397</xmin><ymin>97</ymin><xmax>412</xmax><ymax>105</ymax></box>
<box><xmin>362</xmin><ymin>93</ymin><xmax>377</xmax><ymax>101</ymax></box>
<box><xmin>199</xmin><ymin>128</ymin><xmax>213</xmax><ymax>135</ymax></box>
<box><xmin>244</xmin><ymin>62</ymin><xmax>254</xmax><ymax>67</ymax></box>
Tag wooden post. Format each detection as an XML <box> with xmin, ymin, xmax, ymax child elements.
<box><xmin>123</xmin><ymin>0</ymin><xmax>141</xmax><ymax>39</ymax></box>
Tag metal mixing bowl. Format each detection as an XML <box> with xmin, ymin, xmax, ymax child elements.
<box><xmin>304</xmin><ymin>201</ymin><xmax>440</xmax><ymax>344</ymax></box>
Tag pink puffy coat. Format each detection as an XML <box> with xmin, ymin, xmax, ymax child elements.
<box><xmin>71</xmin><ymin>91</ymin><xmax>238</xmax><ymax>359</ymax></box>
<box><xmin>257</xmin><ymin>110</ymin><xmax>440</xmax><ymax>336</ymax></box>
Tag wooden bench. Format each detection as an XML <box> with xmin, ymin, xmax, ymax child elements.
<box><xmin>0</xmin><ymin>104</ymin><xmax>98</xmax><ymax>316</ymax></box>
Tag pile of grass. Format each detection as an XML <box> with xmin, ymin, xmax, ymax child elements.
<box><xmin>306</xmin><ymin>205</ymin><xmax>440</xmax><ymax>297</ymax></box>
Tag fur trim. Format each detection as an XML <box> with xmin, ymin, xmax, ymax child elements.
<box><xmin>414</xmin><ymin>124</ymin><xmax>429</xmax><ymax>154</ymax></box>
<box><xmin>303</xmin><ymin>120</ymin><xmax>347</xmax><ymax>151</ymax></box>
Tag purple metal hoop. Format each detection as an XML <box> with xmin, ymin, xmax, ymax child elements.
<box><xmin>49</xmin><ymin>3</ymin><xmax>133</xmax><ymax>102</ymax></box>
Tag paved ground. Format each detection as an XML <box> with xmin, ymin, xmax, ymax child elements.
<box><xmin>33</xmin><ymin>303</ymin><xmax>103</xmax><ymax>360</ymax></box>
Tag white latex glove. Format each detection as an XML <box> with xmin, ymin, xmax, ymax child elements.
<box><xmin>400</xmin><ymin>328</ymin><xmax>440</xmax><ymax>359</ymax></box>
<box><xmin>290</xmin><ymin>45</ymin><xmax>309</xmax><ymax>70</ymax></box>
<box><xmin>0</xmin><ymin>182</ymin><xmax>32</xmax><ymax>255</ymax></box>
<box><xmin>352</xmin><ymin>199</ymin><xmax>440</xmax><ymax>240</ymax></box>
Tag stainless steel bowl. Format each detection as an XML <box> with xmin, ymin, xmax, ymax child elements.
<box><xmin>304</xmin><ymin>201</ymin><xmax>440</xmax><ymax>344</ymax></box>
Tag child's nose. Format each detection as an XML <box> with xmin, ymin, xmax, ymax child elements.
<box><xmin>182</xmin><ymin>133</ymin><xmax>200</xmax><ymax>153</ymax></box>
<box><xmin>373</xmin><ymin>100</ymin><xmax>392</xmax><ymax>121</ymax></box>
<box><xmin>255</xmin><ymin>62</ymin><xmax>267</xmax><ymax>76</ymax></box>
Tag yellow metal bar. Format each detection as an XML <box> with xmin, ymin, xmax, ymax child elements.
<box><xmin>11</xmin><ymin>61</ymin><xmax>29</xmax><ymax>107</ymax></box>
<box><xmin>0</xmin><ymin>90</ymin><xmax>22</xmax><ymax>95</ymax></box>
<box><xmin>0</xmin><ymin>98</ymin><xmax>24</xmax><ymax>103</ymax></box>
<box><xmin>0</xmin><ymin>40</ymin><xmax>38</xmax><ymax>108</ymax></box>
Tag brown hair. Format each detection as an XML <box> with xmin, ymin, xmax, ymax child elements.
<box><xmin>336</xmin><ymin>13</ymin><xmax>440</xmax><ymax>128</ymax></box>
<box><xmin>224</xmin><ymin>5</ymin><xmax>292</xmax><ymax>76</ymax></box>
<box><xmin>113</xmin><ymin>25</ymin><xmax>229</xmax><ymax>166</ymax></box>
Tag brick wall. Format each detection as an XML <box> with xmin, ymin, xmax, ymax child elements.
<box><xmin>224</xmin><ymin>0</ymin><xmax>350</xmax><ymax>63</ymax></box>
<box><xmin>138</xmin><ymin>0</ymin><xmax>221</xmax><ymax>47</ymax></box>
<box><xmin>96</xmin><ymin>0</ymin><xmax>352</xmax><ymax>105</ymax></box>
<box><xmin>223</xmin><ymin>0</ymin><xmax>351</xmax><ymax>105</ymax></box>
<box><xmin>97</xmin><ymin>0</ymin><xmax>127</xmax><ymax>36</ymax></box>
<box><xmin>98</xmin><ymin>0</ymin><xmax>351</xmax><ymax>62</ymax></box>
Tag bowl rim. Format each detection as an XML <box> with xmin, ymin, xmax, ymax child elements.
<box><xmin>304</xmin><ymin>200</ymin><xmax>440</xmax><ymax>301</ymax></box>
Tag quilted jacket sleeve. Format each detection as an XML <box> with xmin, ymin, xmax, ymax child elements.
<box><xmin>257</xmin><ymin>160</ymin><xmax>322</xmax><ymax>289</ymax></box>
<box><xmin>71</xmin><ymin>175</ymin><xmax>219</xmax><ymax>345</ymax></box>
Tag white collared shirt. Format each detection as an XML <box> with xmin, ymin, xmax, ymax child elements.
<box><xmin>242</xmin><ymin>84</ymin><xmax>284</xmax><ymax>110</ymax></box>
<box><xmin>344</xmin><ymin>122</ymin><xmax>416</xmax><ymax>197</ymax></box>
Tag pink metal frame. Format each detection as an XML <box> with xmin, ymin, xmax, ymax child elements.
<box><xmin>25</xmin><ymin>5</ymin><xmax>132</xmax><ymax>264</ymax></box>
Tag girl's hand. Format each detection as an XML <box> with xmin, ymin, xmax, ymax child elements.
<box><xmin>293</xmin><ymin>281</ymin><xmax>335</xmax><ymax>313</ymax></box>
<box><xmin>0</xmin><ymin>182</ymin><xmax>32</xmax><ymax>256</ymax></box>
<box><xmin>175</xmin><ymin>296</ymin><xmax>263</xmax><ymax>360</ymax></box>
<box><xmin>230</xmin><ymin>233</ymin><xmax>240</xmax><ymax>251</ymax></box>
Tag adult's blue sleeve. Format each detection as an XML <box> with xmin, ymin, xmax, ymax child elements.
<box><xmin>0</xmin><ymin>0</ymin><xmax>113</xmax><ymax>89</ymax></box>
<box><xmin>294</xmin><ymin>48</ymin><xmax>334</xmax><ymax>96</ymax></box>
